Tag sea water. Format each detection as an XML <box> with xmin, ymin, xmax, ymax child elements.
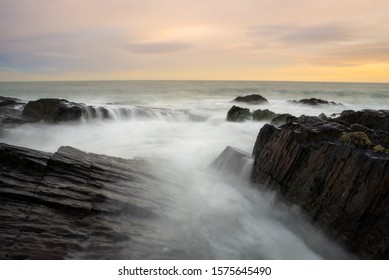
<box><xmin>1</xmin><ymin>80</ymin><xmax>388</xmax><ymax>259</ymax></box>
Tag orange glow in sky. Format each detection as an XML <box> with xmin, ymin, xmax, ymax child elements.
<box><xmin>0</xmin><ymin>0</ymin><xmax>388</xmax><ymax>82</ymax></box>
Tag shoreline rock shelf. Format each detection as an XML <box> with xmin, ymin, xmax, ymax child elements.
<box><xmin>251</xmin><ymin>110</ymin><xmax>389</xmax><ymax>259</ymax></box>
<box><xmin>0</xmin><ymin>143</ymin><xmax>188</xmax><ymax>259</ymax></box>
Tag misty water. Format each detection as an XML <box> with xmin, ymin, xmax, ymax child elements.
<box><xmin>1</xmin><ymin>81</ymin><xmax>388</xmax><ymax>259</ymax></box>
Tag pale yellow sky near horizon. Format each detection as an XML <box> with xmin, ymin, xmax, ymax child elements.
<box><xmin>0</xmin><ymin>0</ymin><xmax>388</xmax><ymax>82</ymax></box>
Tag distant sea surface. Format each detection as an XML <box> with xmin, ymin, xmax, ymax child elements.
<box><xmin>1</xmin><ymin>80</ymin><xmax>388</xmax><ymax>259</ymax></box>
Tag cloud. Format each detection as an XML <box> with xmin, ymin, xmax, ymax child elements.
<box><xmin>245</xmin><ymin>22</ymin><xmax>389</xmax><ymax>68</ymax></box>
<box><xmin>247</xmin><ymin>23</ymin><xmax>355</xmax><ymax>47</ymax></box>
<box><xmin>0</xmin><ymin>29</ymin><xmax>129</xmax><ymax>73</ymax></box>
<box><xmin>127</xmin><ymin>41</ymin><xmax>192</xmax><ymax>54</ymax></box>
<box><xmin>0</xmin><ymin>0</ymin><xmax>388</xmax><ymax>81</ymax></box>
<box><xmin>0</xmin><ymin>54</ymin><xmax>10</xmax><ymax>65</ymax></box>
<box><xmin>34</xmin><ymin>51</ymin><xmax>87</xmax><ymax>58</ymax></box>
<box><xmin>0</xmin><ymin>66</ymin><xmax>14</xmax><ymax>71</ymax></box>
<box><xmin>317</xmin><ymin>42</ymin><xmax>389</xmax><ymax>66</ymax></box>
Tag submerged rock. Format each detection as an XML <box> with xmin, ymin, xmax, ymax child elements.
<box><xmin>290</xmin><ymin>98</ymin><xmax>342</xmax><ymax>106</ymax></box>
<box><xmin>251</xmin><ymin>110</ymin><xmax>389</xmax><ymax>259</ymax></box>
<box><xmin>233</xmin><ymin>94</ymin><xmax>268</xmax><ymax>104</ymax></box>
<box><xmin>226</xmin><ymin>105</ymin><xmax>251</xmax><ymax>122</ymax></box>
<box><xmin>0</xmin><ymin>143</ymin><xmax>189</xmax><ymax>259</ymax></box>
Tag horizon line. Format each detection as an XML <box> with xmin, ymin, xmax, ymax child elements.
<box><xmin>0</xmin><ymin>79</ymin><xmax>388</xmax><ymax>84</ymax></box>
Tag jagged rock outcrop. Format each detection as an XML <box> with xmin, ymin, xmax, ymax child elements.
<box><xmin>0</xmin><ymin>143</ymin><xmax>189</xmax><ymax>259</ymax></box>
<box><xmin>251</xmin><ymin>110</ymin><xmax>389</xmax><ymax>259</ymax></box>
<box><xmin>290</xmin><ymin>98</ymin><xmax>342</xmax><ymax>106</ymax></box>
<box><xmin>233</xmin><ymin>94</ymin><xmax>268</xmax><ymax>104</ymax></box>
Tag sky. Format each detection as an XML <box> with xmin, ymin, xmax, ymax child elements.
<box><xmin>0</xmin><ymin>0</ymin><xmax>389</xmax><ymax>82</ymax></box>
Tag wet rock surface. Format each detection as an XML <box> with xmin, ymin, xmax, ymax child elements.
<box><xmin>0</xmin><ymin>143</ymin><xmax>188</xmax><ymax>259</ymax></box>
<box><xmin>226</xmin><ymin>105</ymin><xmax>251</xmax><ymax>122</ymax></box>
<box><xmin>251</xmin><ymin>110</ymin><xmax>389</xmax><ymax>259</ymax></box>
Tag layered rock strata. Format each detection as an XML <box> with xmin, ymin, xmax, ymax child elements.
<box><xmin>251</xmin><ymin>110</ymin><xmax>389</xmax><ymax>259</ymax></box>
<box><xmin>0</xmin><ymin>143</ymin><xmax>188</xmax><ymax>259</ymax></box>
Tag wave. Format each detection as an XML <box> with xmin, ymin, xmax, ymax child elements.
<box><xmin>79</xmin><ymin>105</ymin><xmax>210</xmax><ymax>123</ymax></box>
<box><xmin>81</xmin><ymin>105</ymin><xmax>179</xmax><ymax>121</ymax></box>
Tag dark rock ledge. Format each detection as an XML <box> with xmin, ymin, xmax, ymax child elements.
<box><xmin>290</xmin><ymin>98</ymin><xmax>343</xmax><ymax>106</ymax></box>
<box><xmin>251</xmin><ymin>109</ymin><xmax>389</xmax><ymax>259</ymax></box>
<box><xmin>0</xmin><ymin>96</ymin><xmax>182</xmax><ymax>127</ymax></box>
<box><xmin>0</xmin><ymin>143</ymin><xmax>189</xmax><ymax>259</ymax></box>
<box><xmin>0</xmin><ymin>97</ymin><xmax>110</xmax><ymax>126</ymax></box>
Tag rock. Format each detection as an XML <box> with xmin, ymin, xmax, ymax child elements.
<box><xmin>318</xmin><ymin>113</ymin><xmax>328</xmax><ymax>121</ymax></box>
<box><xmin>209</xmin><ymin>146</ymin><xmax>253</xmax><ymax>180</ymax></box>
<box><xmin>22</xmin><ymin>99</ymin><xmax>86</xmax><ymax>122</ymax></box>
<box><xmin>0</xmin><ymin>143</ymin><xmax>189</xmax><ymax>259</ymax></box>
<box><xmin>335</xmin><ymin>109</ymin><xmax>389</xmax><ymax>132</ymax></box>
<box><xmin>0</xmin><ymin>96</ymin><xmax>31</xmax><ymax>126</ymax></box>
<box><xmin>270</xmin><ymin>114</ymin><xmax>295</xmax><ymax>127</ymax></box>
<box><xmin>233</xmin><ymin>94</ymin><xmax>268</xmax><ymax>104</ymax></box>
<box><xmin>226</xmin><ymin>106</ymin><xmax>295</xmax><ymax>125</ymax></box>
<box><xmin>1</xmin><ymin>97</ymin><xmax>104</xmax><ymax>126</ymax></box>
<box><xmin>290</xmin><ymin>98</ymin><xmax>342</xmax><ymax>106</ymax></box>
<box><xmin>251</xmin><ymin>110</ymin><xmax>389</xmax><ymax>259</ymax></box>
<box><xmin>340</xmin><ymin>131</ymin><xmax>373</xmax><ymax>148</ymax></box>
<box><xmin>3</xmin><ymin>97</ymin><xmax>188</xmax><ymax>125</ymax></box>
<box><xmin>252</xmin><ymin>109</ymin><xmax>279</xmax><ymax>121</ymax></box>
<box><xmin>226</xmin><ymin>105</ymin><xmax>251</xmax><ymax>122</ymax></box>
<box><xmin>0</xmin><ymin>96</ymin><xmax>24</xmax><ymax>107</ymax></box>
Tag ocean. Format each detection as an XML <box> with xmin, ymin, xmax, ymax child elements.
<box><xmin>1</xmin><ymin>80</ymin><xmax>388</xmax><ymax>259</ymax></box>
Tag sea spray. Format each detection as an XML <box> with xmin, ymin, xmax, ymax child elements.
<box><xmin>1</xmin><ymin>80</ymin><xmax>386</xmax><ymax>259</ymax></box>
